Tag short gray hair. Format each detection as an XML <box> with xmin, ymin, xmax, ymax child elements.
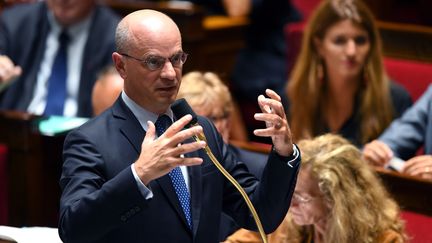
<box><xmin>115</xmin><ymin>21</ymin><xmax>131</xmax><ymax>53</ymax></box>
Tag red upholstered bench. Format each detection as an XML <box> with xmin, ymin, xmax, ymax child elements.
<box><xmin>401</xmin><ymin>211</ymin><xmax>432</xmax><ymax>242</ymax></box>
<box><xmin>0</xmin><ymin>144</ymin><xmax>8</xmax><ymax>225</ymax></box>
<box><xmin>384</xmin><ymin>57</ymin><xmax>432</xmax><ymax>102</ymax></box>
<box><xmin>292</xmin><ymin>0</ymin><xmax>321</xmax><ymax>20</ymax></box>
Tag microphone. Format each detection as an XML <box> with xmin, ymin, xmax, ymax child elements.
<box><xmin>171</xmin><ymin>98</ymin><xmax>206</xmax><ymax>142</ymax></box>
<box><xmin>171</xmin><ymin>98</ymin><xmax>198</xmax><ymax>128</ymax></box>
<box><xmin>171</xmin><ymin>98</ymin><xmax>268</xmax><ymax>243</ymax></box>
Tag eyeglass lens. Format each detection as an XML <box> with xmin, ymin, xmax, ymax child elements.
<box><xmin>146</xmin><ymin>52</ymin><xmax>188</xmax><ymax>70</ymax></box>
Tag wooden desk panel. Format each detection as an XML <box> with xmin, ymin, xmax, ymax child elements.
<box><xmin>0</xmin><ymin>111</ymin><xmax>63</xmax><ymax>227</ymax></box>
<box><xmin>0</xmin><ymin>240</ymin><xmax>15</xmax><ymax>243</ymax></box>
<box><xmin>363</xmin><ymin>0</ymin><xmax>432</xmax><ymax>26</ymax></box>
<box><xmin>378</xmin><ymin>21</ymin><xmax>432</xmax><ymax>63</ymax></box>
<box><xmin>375</xmin><ymin>167</ymin><xmax>432</xmax><ymax>216</ymax></box>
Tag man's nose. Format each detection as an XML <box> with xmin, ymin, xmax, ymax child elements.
<box><xmin>160</xmin><ymin>60</ymin><xmax>176</xmax><ymax>79</ymax></box>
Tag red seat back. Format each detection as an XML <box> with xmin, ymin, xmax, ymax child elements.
<box><xmin>285</xmin><ymin>22</ymin><xmax>305</xmax><ymax>73</ymax></box>
<box><xmin>0</xmin><ymin>144</ymin><xmax>8</xmax><ymax>225</ymax></box>
<box><xmin>291</xmin><ymin>0</ymin><xmax>321</xmax><ymax>20</ymax></box>
<box><xmin>383</xmin><ymin>57</ymin><xmax>432</xmax><ymax>102</ymax></box>
<box><xmin>400</xmin><ymin>210</ymin><xmax>432</xmax><ymax>242</ymax></box>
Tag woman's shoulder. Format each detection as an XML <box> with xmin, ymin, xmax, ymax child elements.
<box><xmin>389</xmin><ymin>81</ymin><xmax>410</xmax><ymax>98</ymax></box>
<box><xmin>389</xmin><ymin>81</ymin><xmax>413</xmax><ymax>117</ymax></box>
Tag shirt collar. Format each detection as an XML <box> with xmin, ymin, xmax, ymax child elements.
<box><xmin>47</xmin><ymin>9</ymin><xmax>94</xmax><ymax>39</ymax></box>
<box><xmin>121</xmin><ymin>91</ymin><xmax>174</xmax><ymax>132</ymax></box>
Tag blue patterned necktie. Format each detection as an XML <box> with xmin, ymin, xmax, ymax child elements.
<box><xmin>44</xmin><ymin>30</ymin><xmax>69</xmax><ymax>116</ymax></box>
<box><xmin>155</xmin><ymin>115</ymin><xmax>193</xmax><ymax>229</ymax></box>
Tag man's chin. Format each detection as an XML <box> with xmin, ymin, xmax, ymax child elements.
<box><xmin>156</xmin><ymin>96</ymin><xmax>176</xmax><ymax>107</ymax></box>
<box><xmin>156</xmin><ymin>90</ymin><xmax>178</xmax><ymax>101</ymax></box>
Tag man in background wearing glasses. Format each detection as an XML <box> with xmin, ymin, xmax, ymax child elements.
<box><xmin>59</xmin><ymin>9</ymin><xmax>300</xmax><ymax>243</ymax></box>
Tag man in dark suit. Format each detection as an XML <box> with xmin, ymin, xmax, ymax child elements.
<box><xmin>59</xmin><ymin>9</ymin><xmax>300</xmax><ymax>243</ymax></box>
<box><xmin>0</xmin><ymin>0</ymin><xmax>119</xmax><ymax>117</ymax></box>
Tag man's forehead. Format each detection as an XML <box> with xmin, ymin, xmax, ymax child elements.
<box><xmin>126</xmin><ymin>10</ymin><xmax>179</xmax><ymax>35</ymax></box>
<box><xmin>129</xmin><ymin>31</ymin><xmax>182</xmax><ymax>55</ymax></box>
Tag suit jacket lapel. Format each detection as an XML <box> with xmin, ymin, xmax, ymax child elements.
<box><xmin>112</xmin><ymin>98</ymin><xmax>143</xmax><ymax>154</ymax></box>
<box><xmin>188</xmin><ymin>148</ymin><xmax>203</xmax><ymax>237</ymax></box>
<box><xmin>156</xmin><ymin>174</ymin><xmax>191</xmax><ymax>231</ymax></box>
<box><xmin>112</xmin><ymin>98</ymin><xmax>193</xmax><ymax>231</ymax></box>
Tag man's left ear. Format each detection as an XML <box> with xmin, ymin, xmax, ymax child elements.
<box><xmin>112</xmin><ymin>52</ymin><xmax>127</xmax><ymax>79</ymax></box>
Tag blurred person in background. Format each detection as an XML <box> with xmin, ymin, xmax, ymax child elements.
<box><xmin>286</xmin><ymin>0</ymin><xmax>412</xmax><ymax>147</ymax></box>
<box><xmin>0</xmin><ymin>0</ymin><xmax>119</xmax><ymax>117</ymax></box>
<box><xmin>92</xmin><ymin>65</ymin><xmax>123</xmax><ymax>116</ymax></box>
<box><xmin>363</xmin><ymin>84</ymin><xmax>432</xmax><ymax>180</ymax></box>
<box><xmin>226</xmin><ymin>134</ymin><xmax>407</xmax><ymax>243</ymax></box>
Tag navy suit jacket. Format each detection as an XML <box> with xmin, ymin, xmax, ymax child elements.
<box><xmin>0</xmin><ymin>2</ymin><xmax>119</xmax><ymax>117</ymax></box>
<box><xmin>59</xmin><ymin>98</ymin><xmax>300</xmax><ymax>243</ymax></box>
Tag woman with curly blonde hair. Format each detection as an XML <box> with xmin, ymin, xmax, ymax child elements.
<box><xmin>178</xmin><ymin>71</ymin><xmax>234</xmax><ymax>142</ymax></box>
<box><xmin>286</xmin><ymin>0</ymin><xmax>411</xmax><ymax>146</ymax></box>
<box><xmin>225</xmin><ymin>134</ymin><xmax>406</xmax><ymax>243</ymax></box>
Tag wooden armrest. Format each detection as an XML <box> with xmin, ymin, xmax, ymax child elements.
<box><xmin>375</xmin><ymin>167</ymin><xmax>432</xmax><ymax>216</ymax></box>
<box><xmin>230</xmin><ymin>140</ymin><xmax>271</xmax><ymax>154</ymax></box>
<box><xmin>203</xmin><ymin>15</ymin><xmax>249</xmax><ymax>30</ymax></box>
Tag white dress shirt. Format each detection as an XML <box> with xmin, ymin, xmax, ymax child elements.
<box><xmin>27</xmin><ymin>11</ymin><xmax>92</xmax><ymax>117</ymax></box>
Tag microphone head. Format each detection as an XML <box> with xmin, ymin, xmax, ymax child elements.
<box><xmin>171</xmin><ymin>98</ymin><xmax>198</xmax><ymax>128</ymax></box>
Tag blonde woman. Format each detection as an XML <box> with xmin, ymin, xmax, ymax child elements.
<box><xmin>226</xmin><ymin>134</ymin><xmax>406</xmax><ymax>243</ymax></box>
<box><xmin>178</xmin><ymin>71</ymin><xmax>233</xmax><ymax>143</ymax></box>
<box><xmin>286</xmin><ymin>0</ymin><xmax>412</xmax><ymax>146</ymax></box>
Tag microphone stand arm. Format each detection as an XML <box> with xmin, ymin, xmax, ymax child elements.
<box><xmin>193</xmin><ymin>133</ymin><xmax>268</xmax><ymax>243</ymax></box>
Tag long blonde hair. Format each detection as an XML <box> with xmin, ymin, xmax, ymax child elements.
<box><xmin>298</xmin><ymin>134</ymin><xmax>406</xmax><ymax>242</ymax></box>
<box><xmin>287</xmin><ymin>0</ymin><xmax>393</xmax><ymax>144</ymax></box>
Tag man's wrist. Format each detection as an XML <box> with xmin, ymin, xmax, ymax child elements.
<box><xmin>273</xmin><ymin>144</ymin><xmax>300</xmax><ymax>168</ymax></box>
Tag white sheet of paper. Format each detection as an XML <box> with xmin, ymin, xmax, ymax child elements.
<box><xmin>385</xmin><ymin>157</ymin><xmax>405</xmax><ymax>172</ymax></box>
<box><xmin>0</xmin><ymin>226</ymin><xmax>62</xmax><ymax>243</ymax></box>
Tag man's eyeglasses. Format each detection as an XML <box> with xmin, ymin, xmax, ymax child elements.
<box><xmin>120</xmin><ymin>52</ymin><xmax>188</xmax><ymax>71</ymax></box>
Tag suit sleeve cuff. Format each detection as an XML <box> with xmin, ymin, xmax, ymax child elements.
<box><xmin>130</xmin><ymin>164</ymin><xmax>153</xmax><ymax>200</ymax></box>
<box><xmin>273</xmin><ymin>144</ymin><xmax>301</xmax><ymax>168</ymax></box>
